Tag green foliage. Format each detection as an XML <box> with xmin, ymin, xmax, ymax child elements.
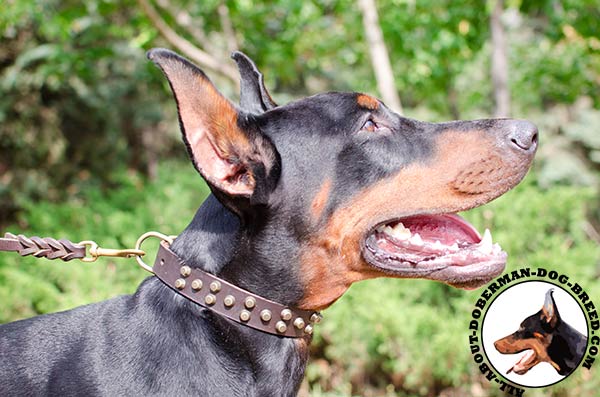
<box><xmin>0</xmin><ymin>161</ymin><xmax>207</xmax><ymax>322</ymax></box>
<box><xmin>523</xmin><ymin>98</ymin><xmax>600</xmax><ymax>188</ymax></box>
<box><xmin>510</xmin><ymin>26</ymin><xmax>599</xmax><ymax>110</ymax></box>
<box><xmin>161</xmin><ymin>0</ymin><xmax>367</xmax><ymax>95</ymax></box>
<box><xmin>1</xmin><ymin>0</ymin><xmax>599</xmax><ymax>226</ymax></box>
<box><xmin>378</xmin><ymin>0</ymin><xmax>488</xmax><ymax>114</ymax></box>
<box><xmin>1</xmin><ymin>1</ymin><xmax>599</xmax><ymax>395</ymax></box>
<box><xmin>0</xmin><ymin>0</ymin><xmax>172</xmax><ymax>224</ymax></box>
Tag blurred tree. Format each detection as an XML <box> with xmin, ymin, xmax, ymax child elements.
<box><xmin>0</xmin><ymin>0</ymin><xmax>173</xmax><ymax>225</ymax></box>
<box><xmin>357</xmin><ymin>0</ymin><xmax>403</xmax><ymax>113</ymax></box>
<box><xmin>513</xmin><ymin>0</ymin><xmax>600</xmax><ymax>108</ymax></box>
<box><xmin>490</xmin><ymin>0</ymin><xmax>510</xmax><ymax>117</ymax></box>
<box><xmin>137</xmin><ymin>0</ymin><xmax>239</xmax><ymax>85</ymax></box>
<box><xmin>1</xmin><ymin>0</ymin><xmax>598</xmax><ymax>220</ymax></box>
<box><xmin>377</xmin><ymin>0</ymin><xmax>490</xmax><ymax>118</ymax></box>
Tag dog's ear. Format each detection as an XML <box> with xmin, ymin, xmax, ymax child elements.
<box><xmin>540</xmin><ymin>289</ymin><xmax>559</xmax><ymax>328</ymax></box>
<box><xmin>231</xmin><ymin>51</ymin><xmax>277</xmax><ymax>113</ymax></box>
<box><xmin>148</xmin><ymin>49</ymin><xmax>278</xmax><ymax>203</ymax></box>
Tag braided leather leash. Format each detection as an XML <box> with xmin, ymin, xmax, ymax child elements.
<box><xmin>0</xmin><ymin>231</ymin><xmax>321</xmax><ymax>337</ymax></box>
<box><xmin>0</xmin><ymin>233</ymin><xmax>86</xmax><ymax>261</ymax></box>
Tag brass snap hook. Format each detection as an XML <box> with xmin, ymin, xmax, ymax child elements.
<box><xmin>79</xmin><ymin>240</ymin><xmax>146</xmax><ymax>263</ymax></box>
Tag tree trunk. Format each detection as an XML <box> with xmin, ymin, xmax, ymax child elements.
<box><xmin>357</xmin><ymin>0</ymin><xmax>403</xmax><ymax>114</ymax></box>
<box><xmin>491</xmin><ymin>0</ymin><xmax>510</xmax><ymax>117</ymax></box>
<box><xmin>218</xmin><ymin>2</ymin><xmax>239</xmax><ymax>53</ymax></box>
<box><xmin>138</xmin><ymin>0</ymin><xmax>238</xmax><ymax>85</ymax></box>
<box><xmin>447</xmin><ymin>79</ymin><xmax>461</xmax><ymax>120</ymax></box>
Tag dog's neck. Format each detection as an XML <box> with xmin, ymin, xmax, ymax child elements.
<box><xmin>170</xmin><ymin>195</ymin><xmax>240</xmax><ymax>274</ymax></box>
<box><xmin>153</xmin><ymin>194</ymin><xmax>309</xmax><ymax>395</ymax></box>
<box><xmin>169</xmin><ymin>194</ymin><xmax>304</xmax><ymax>307</ymax></box>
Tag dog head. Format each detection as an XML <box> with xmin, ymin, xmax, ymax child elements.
<box><xmin>149</xmin><ymin>49</ymin><xmax>537</xmax><ymax>310</ymax></box>
<box><xmin>494</xmin><ymin>289</ymin><xmax>563</xmax><ymax>375</ymax></box>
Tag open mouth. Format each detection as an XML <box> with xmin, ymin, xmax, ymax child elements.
<box><xmin>362</xmin><ymin>213</ymin><xmax>506</xmax><ymax>289</ymax></box>
<box><xmin>507</xmin><ymin>349</ymin><xmax>536</xmax><ymax>375</ymax></box>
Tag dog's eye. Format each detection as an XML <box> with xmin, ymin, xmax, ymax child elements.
<box><xmin>362</xmin><ymin>119</ymin><xmax>378</xmax><ymax>133</ymax></box>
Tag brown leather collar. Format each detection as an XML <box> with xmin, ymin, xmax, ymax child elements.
<box><xmin>153</xmin><ymin>241</ymin><xmax>321</xmax><ymax>338</ymax></box>
<box><xmin>0</xmin><ymin>232</ymin><xmax>321</xmax><ymax>337</ymax></box>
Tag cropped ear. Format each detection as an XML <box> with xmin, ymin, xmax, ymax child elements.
<box><xmin>540</xmin><ymin>289</ymin><xmax>559</xmax><ymax>328</ymax></box>
<box><xmin>148</xmin><ymin>49</ymin><xmax>278</xmax><ymax>202</ymax></box>
<box><xmin>231</xmin><ymin>51</ymin><xmax>277</xmax><ymax>113</ymax></box>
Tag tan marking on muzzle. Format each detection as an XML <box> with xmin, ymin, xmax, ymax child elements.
<box><xmin>494</xmin><ymin>334</ymin><xmax>556</xmax><ymax>374</ymax></box>
<box><xmin>297</xmin><ymin>130</ymin><xmax>533</xmax><ymax>310</ymax></box>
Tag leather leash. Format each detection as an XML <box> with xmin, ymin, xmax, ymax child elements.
<box><xmin>0</xmin><ymin>232</ymin><xmax>321</xmax><ymax>338</ymax></box>
<box><xmin>0</xmin><ymin>233</ymin><xmax>86</xmax><ymax>261</ymax></box>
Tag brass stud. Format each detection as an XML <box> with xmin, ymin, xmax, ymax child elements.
<box><xmin>239</xmin><ymin>310</ymin><xmax>251</xmax><ymax>322</ymax></box>
<box><xmin>205</xmin><ymin>294</ymin><xmax>216</xmax><ymax>305</ymax></box>
<box><xmin>275</xmin><ymin>321</ymin><xmax>287</xmax><ymax>333</ymax></box>
<box><xmin>223</xmin><ymin>295</ymin><xmax>236</xmax><ymax>307</ymax></box>
<box><xmin>260</xmin><ymin>309</ymin><xmax>272</xmax><ymax>322</ymax></box>
<box><xmin>180</xmin><ymin>265</ymin><xmax>192</xmax><ymax>277</ymax></box>
<box><xmin>244</xmin><ymin>297</ymin><xmax>256</xmax><ymax>309</ymax></box>
<box><xmin>293</xmin><ymin>317</ymin><xmax>305</xmax><ymax>329</ymax></box>
<box><xmin>174</xmin><ymin>278</ymin><xmax>186</xmax><ymax>290</ymax></box>
<box><xmin>280</xmin><ymin>309</ymin><xmax>292</xmax><ymax>321</ymax></box>
<box><xmin>209</xmin><ymin>281</ymin><xmax>221</xmax><ymax>293</ymax></box>
<box><xmin>191</xmin><ymin>279</ymin><xmax>203</xmax><ymax>291</ymax></box>
<box><xmin>304</xmin><ymin>324</ymin><xmax>314</xmax><ymax>335</ymax></box>
<box><xmin>310</xmin><ymin>313</ymin><xmax>322</xmax><ymax>324</ymax></box>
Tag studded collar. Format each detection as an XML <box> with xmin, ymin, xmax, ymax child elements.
<box><xmin>153</xmin><ymin>241</ymin><xmax>322</xmax><ymax>338</ymax></box>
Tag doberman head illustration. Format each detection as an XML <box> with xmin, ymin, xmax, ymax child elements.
<box><xmin>494</xmin><ymin>289</ymin><xmax>587</xmax><ymax>376</ymax></box>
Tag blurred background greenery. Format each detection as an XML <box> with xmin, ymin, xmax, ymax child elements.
<box><xmin>0</xmin><ymin>0</ymin><xmax>599</xmax><ymax>396</ymax></box>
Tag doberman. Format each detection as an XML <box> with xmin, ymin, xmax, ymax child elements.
<box><xmin>0</xmin><ymin>49</ymin><xmax>537</xmax><ymax>395</ymax></box>
<box><xmin>494</xmin><ymin>289</ymin><xmax>587</xmax><ymax>376</ymax></box>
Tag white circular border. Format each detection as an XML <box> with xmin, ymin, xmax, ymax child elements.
<box><xmin>481</xmin><ymin>280</ymin><xmax>588</xmax><ymax>387</ymax></box>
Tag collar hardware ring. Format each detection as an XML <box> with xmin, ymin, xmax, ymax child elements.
<box><xmin>134</xmin><ymin>231</ymin><xmax>176</xmax><ymax>273</ymax></box>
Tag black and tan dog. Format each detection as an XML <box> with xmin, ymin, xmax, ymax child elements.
<box><xmin>0</xmin><ymin>49</ymin><xmax>537</xmax><ymax>395</ymax></box>
<box><xmin>494</xmin><ymin>289</ymin><xmax>587</xmax><ymax>376</ymax></box>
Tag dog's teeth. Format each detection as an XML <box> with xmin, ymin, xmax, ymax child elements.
<box><xmin>410</xmin><ymin>233</ymin><xmax>423</xmax><ymax>245</ymax></box>
<box><xmin>391</xmin><ymin>222</ymin><xmax>412</xmax><ymax>240</ymax></box>
<box><xmin>433</xmin><ymin>240</ymin><xmax>443</xmax><ymax>250</ymax></box>
<box><xmin>482</xmin><ymin>228</ymin><xmax>492</xmax><ymax>243</ymax></box>
<box><xmin>392</xmin><ymin>222</ymin><xmax>408</xmax><ymax>233</ymax></box>
<box><xmin>450</xmin><ymin>243</ymin><xmax>459</xmax><ymax>251</ymax></box>
<box><xmin>383</xmin><ymin>226</ymin><xmax>394</xmax><ymax>235</ymax></box>
<box><xmin>478</xmin><ymin>229</ymin><xmax>493</xmax><ymax>254</ymax></box>
<box><xmin>376</xmin><ymin>225</ymin><xmax>386</xmax><ymax>233</ymax></box>
<box><xmin>397</xmin><ymin>231</ymin><xmax>412</xmax><ymax>240</ymax></box>
<box><xmin>478</xmin><ymin>244</ymin><xmax>493</xmax><ymax>255</ymax></box>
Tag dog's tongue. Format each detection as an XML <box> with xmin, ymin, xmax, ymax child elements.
<box><xmin>507</xmin><ymin>349</ymin><xmax>535</xmax><ymax>374</ymax></box>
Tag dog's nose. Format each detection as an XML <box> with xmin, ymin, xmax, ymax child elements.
<box><xmin>508</xmin><ymin>120</ymin><xmax>538</xmax><ymax>152</ymax></box>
